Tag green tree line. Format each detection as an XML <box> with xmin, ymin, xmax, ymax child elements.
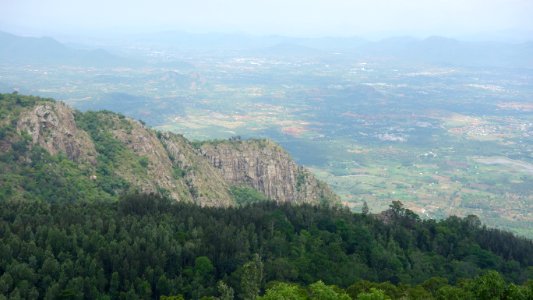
<box><xmin>0</xmin><ymin>194</ymin><xmax>531</xmax><ymax>299</ymax></box>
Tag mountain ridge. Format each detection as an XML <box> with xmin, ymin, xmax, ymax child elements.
<box><xmin>0</xmin><ymin>93</ymin><xmax>338</xmax><ymax>206</ymax></box>
<box><xmin>2</xmin><ymin>31</ymin><xmax>531</xmax><ymax>69</ymax></box>
<box><xmin>0</xmin><ymin>31</ymin><xmax>136</xmax><ymax>66</ymax></box>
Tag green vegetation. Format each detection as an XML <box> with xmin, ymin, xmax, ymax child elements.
<box><xmin>0</xmin><ymin>92</ymin><xmax>45</xmax><ymax>113</ymax></box>
<box><xmin>173</xmin><ymin>165</ymin><xmax>187</xmax><ymax>179</ymax></box>
<box><xmin>0</xmin><ymin>95</ymin><xmax>170</xmax><ymax>203</ymax></box>
<box><xmin>0</xmin><ymin>195</ymin><xmax>531</xmax><ymax>299</ymax></box>
<box><xmin>296</xmin><ymin>171</ymin><xmax>308</xmax><ymax>191</ymax></box>
<box><xmin>230</xmin><ymin>185</ymin><xmax>269</xmax><ymax>205</ymax></box>
<box><xmin>191</xmin><ymin>138</ymin><xmax>270</xmax><ymax>150</ymax></box>
<box><xmin>0</xmin><ymin>95</ymin><xmax>116</xmax><ymax>202</ymax></box>
<box><xmin>74</xmin><ymin>111</ymin><xmax>135</xmax><ymax>196</ymax></box>
<box><xmin>191</xmin><ymin>139</ymin><xmax>241</xmax><ymax>150</ymax></box>
<box><xmin>139</xmin><ymin>156</ymin><xmax>150</xmax><ymax>168</ymax></box>
<box><xmin>0</xmin><ymin>143</ymin><xmax>113</xmax><ymax>203</ymax></box>
<box><xmin>0</xmin><ymin>94</ymin><xmax>44</xmax><ymax>144</ymax></box>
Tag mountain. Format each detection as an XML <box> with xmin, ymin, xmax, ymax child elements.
<box><xmin>116</xmin><ymin>31</ymin><xmax>532</xmax><ymax>68</ymax></box>
<box><xmin>0</xmin><ymin>31</ymin><xmax>136</xmax><ymax>66</ymax></box>
<box><xmin>0</xmin><ymin>93</ymin><xmax>338</xmax><ymax>206</ymax></box>
<box><xmin>248</xmin><ymin>42</ymin><xmax>326</xmax><ymax>57</ymax></box>
<box><xmin>355</xmin><ymin>36</ymin><xmax>533</xmax><ymax>68</ymax></box>
<box><xmin>3</xmin><ymin>31</ymin><xmax>530</xmax><ymax>68</ymax></box>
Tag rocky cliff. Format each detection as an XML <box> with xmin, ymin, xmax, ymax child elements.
<box><xmin>159</xmin><ymin>132</ymin><xmax>234</xmax><ymax>207</ymax></box>
<box><xmin>16</xmin><ymin>102</ymin><xmax>97</xmax><ymax>164</ymax></box>
<box><xmin>2</xmin><ymin>93</ymin><xmax>338</xmax><ymax>206</ymax></box>
<box><xmin>98</xmin><ymin>113</ymin><xmax>195</xmax><ymax>203</ymax></box>
<box><xmin>200</xmin><ymin>139</ymin><xmax>338</xmax><ymax>205</ymax></box>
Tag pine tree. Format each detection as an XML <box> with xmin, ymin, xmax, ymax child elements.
<box><xmin>240</xmin><ymin>254</ymin><xmax>263</xmax><ymax>300</ymax></box>
<box><xmin>362</xmin><ymin>201</ymin><xmax>370</xmax><ymax>215</ymax></box>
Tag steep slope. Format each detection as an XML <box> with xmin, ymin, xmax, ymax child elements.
<box><xmin>0</xmin><ymin>93</ymin><xmax>337</xmax><ymax>206</ymax></box>
<box><xmin>75</xmin><ymin>111</ymin><xmax>196</xmax><ymax>203</ymax></box>
<box><xmin>199</xmin><ymin>139</ymin><xmax>339</xmax><ymax>205</ymax></box>
<box><xmin>16</xmin><ymin>102</ymin><xmax>97</xmax><ymax>164</ymax></box>
<box><xmin>159</xmin><ymin>132</ymin><xmax>234</xmax><ymax>206</ymax></box>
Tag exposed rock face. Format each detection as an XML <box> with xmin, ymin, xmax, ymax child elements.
<box><xmin>11</xmin><ymin>98</ymin><xmax>337</xmax><ymax>207</ymax></box>
<box><xmin>200</xmin><ymin>140</ymin><xmax>338</xmax><ymax>204</ymax></box>
<box><xmin>159</xmin><ymin>133</ymin><xmax>234</xmax><ymax>207</ymax></box>
<box><xmin>106</xmin><ymin>116</ymin><xmax>194</xmax><ymax>203</ymax></box>
<box><xmin>16</xmin><ymin>102</ymin><xmax>97</xmax><ymax>164</ymax></box>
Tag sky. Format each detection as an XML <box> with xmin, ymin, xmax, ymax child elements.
<box><xmin>1</xmin><ymin>0</ymin><xmax>533</xmax><ymax>39</ymax></box>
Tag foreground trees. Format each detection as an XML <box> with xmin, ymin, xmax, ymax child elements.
<box><xmin>0</xmin><ymin>195</ymin><xmax>532</xmax><ymax>299</ymax></box>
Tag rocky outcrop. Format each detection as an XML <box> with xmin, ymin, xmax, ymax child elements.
<box><xmin>104</xmin><ymin>116</ymin><xmax>194</xmax><ymax>203</ymax></box>
<box><xmin>200</xmin><ymin>139</ymin><xmax>338</xmax><ymax>205</ymax></box>
<box><xmin>16</xmin><ymin>102</ymin><xmax>97</xmax><ymax>164</ymax></box>
<box><xmin>159</xmin><ymin>133</ymin><xmax>234</xmax><ymax>207</ymax></box>
<box><xmin>10</xmin><ymin>96</ymin><xmax>338</xmax><ymax>207</ymax></box>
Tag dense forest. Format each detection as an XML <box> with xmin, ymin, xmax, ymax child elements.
<box><xmin>0</xmin><ymin>194</ymin><xmax>532</xmax><ymax>299</ymax></box>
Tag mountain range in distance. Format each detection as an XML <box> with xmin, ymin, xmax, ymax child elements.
<box><xmin>1</xmin><ymin>30</ymin><xmax>532</xmax><ymax>68</ymax></box>
<box><xmin>0</xmin><ymin>31</ymin><xmax>136</xmax><ymax>67</ymax></box>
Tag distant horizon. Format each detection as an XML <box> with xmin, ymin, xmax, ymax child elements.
<box><xmin>2</xmin><ymin>0</ymin><xmax>533</xmax><ymax>43</ymax></box>
<box><xmin>1</xmin><ymin>28</ymin><xmax>532</xmax><ymax>45</ymax></box>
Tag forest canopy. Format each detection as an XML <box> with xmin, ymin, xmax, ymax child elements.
<box><xmin>0</xmin><ymin>194</ymin><xmax>531</xmax><ymax>299</ymax></box>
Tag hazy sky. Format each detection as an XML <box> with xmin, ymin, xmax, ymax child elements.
<box><xmin>1</xmin><ymin>0</ymin><xmax>532</xmax><ymax>38</ymax></box>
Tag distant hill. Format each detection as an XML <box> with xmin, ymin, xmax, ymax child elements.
<box><xmin>2</xmin><ymin>31</ymin><xmax>530</xmax><ymax>68</ymax></box>
<box><xmin>122</xmin><ymin>31</ymin><xmax>368</xmax><ymax>52</ymax></box>
<box><xmin>355</xmin><ymin>36</ymin><xmax>533</xmax><ymax>68</ymax></box>
<box><xmin>0</xmin><ymin>31</ymin><xmax>137</xmax><ymax>66</ymax></box>
<box><xmin>248</xmin><ymin>42</ymin><xmax>326</xmax><ymax>57</ymax></box>
<box><xmin>120</xmin><ymin>31</ymin><xmax>532</xmax><ymax>68</ymax></box>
